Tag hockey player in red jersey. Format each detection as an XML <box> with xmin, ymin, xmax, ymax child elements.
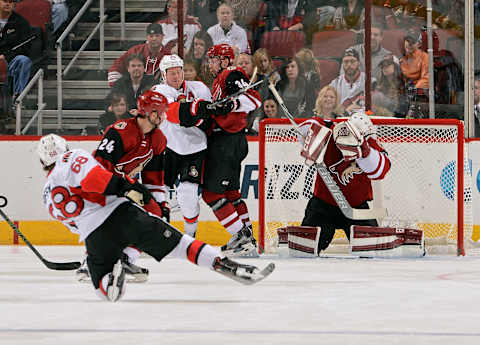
<box><xmin>37</xmin><ymin>134</ymin><xmax>275</xmax><ymax>302</ymax></box>
<box><xmin>160</xmin><ymin>44</ymin><xmax>261</xmax><ymax>256</ymax></box>
<box><xmin>201</xmin><ymin>44</ymin><xmax>262</xmax><ymax>256</ymax></box>
<box><xmin>76</xmin><ymin>90</ymin><xmax>170</xmax><ymax>283</ymax></box>
<box><xmin>298</xmin><ymin>111</ymin><xmax>391</xmax><ymax>253</ymax></box>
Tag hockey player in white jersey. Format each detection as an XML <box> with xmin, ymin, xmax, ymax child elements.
<box><xmin>38</xmin><ymin>134</ymin><xmax>274</xmax><ymax>302</ymax></box>
<box><xmin>151</xmin><ymin>54</ymin><xmax>212</xmax><ymax>238</ymax></box>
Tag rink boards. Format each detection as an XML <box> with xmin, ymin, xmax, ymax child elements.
<box><xmin>1</xmin><ymin>137</ymin><xmax>480</xmax><ymax>245</ymax></box>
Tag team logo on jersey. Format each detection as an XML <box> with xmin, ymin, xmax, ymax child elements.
<box><xmin>329</xmin><ymin>159</ymin><xmax>362</xmax><ymax>186</ymax></box>
<box><xmin>114</xmin><ymin>121</ymin><xmax>128</xmax><ymax>130</ymax></box>
<box><xmin>189</xmin><ymin>166</ymin><xmax>199</xmax><ymax>178</ymax></box>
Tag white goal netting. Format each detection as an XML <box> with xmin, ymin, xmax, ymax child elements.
<box><xmin>259</xmin><ymin>118</ymin><xmax>474</xmax><ymax>256</ymax></box>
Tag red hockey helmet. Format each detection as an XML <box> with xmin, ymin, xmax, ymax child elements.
<box><xmin>207</xmin><ymin>43</ymin><xmax>235</xmax><ymax>61</ymax></box>
<box><xmin>137</xmin><ymin>90</ymin><xmax>169</xmax><ymax>117</ymax></box>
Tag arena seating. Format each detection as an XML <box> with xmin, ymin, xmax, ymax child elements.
<box><xmin>260</xmin><ymin>30</ymin><xmax>304</xmax><ymax>59</ymax></box>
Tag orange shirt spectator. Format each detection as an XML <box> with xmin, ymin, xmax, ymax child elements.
<box><xmin>399</xmin><ymin>31</ymin><xmax>429</xmax><ymax>89</ymax></box>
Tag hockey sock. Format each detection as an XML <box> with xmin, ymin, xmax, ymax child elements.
<box><xmin>203</xmin><ymin>190</ymin><xmax>243</xmax><ymax>235</ymax></box>
<box><xmin>168</xmin><ymin>234</ymin><xmax>220</xmax><ymax>268</ymax></box>
<box><xmin>183</xmin><ymin>215</ymin><xmax>199</xmax><ymax>237</ymax></box>
<box><xmin>123</xmin><ymin>246</ymin><xmax>141</xmax><ymax>264</ymax></box>
<box><xmin>226</xmin><ymin>190</ymin><xmax>252</xmax><ymax>228</ymax></box>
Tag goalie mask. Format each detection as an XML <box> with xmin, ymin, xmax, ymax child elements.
<box><xmin>159</xmin><ymin>54</ymin><xmax>184</xmax><ymax>82</ymax></box>
<box><xmin>37</xmin><ymin>134</ymin><xmax>69</xmax><ymax>167</ymax></box>
<box><xmin>137</xmin><ymin>90</ymin><xmax>169</xmax><ymax>118</ymax></box>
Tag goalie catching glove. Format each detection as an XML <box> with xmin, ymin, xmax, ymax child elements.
<box><xmin>333</xmin><ymin>120</ymin><xmax>371</xmax><ymax>162</ymax></box>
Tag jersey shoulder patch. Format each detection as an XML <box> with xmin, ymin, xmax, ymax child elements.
<box><xmin>114</xmin><ymin>121</ymin><xmax>128</xmax><ymax>130</ymax></box>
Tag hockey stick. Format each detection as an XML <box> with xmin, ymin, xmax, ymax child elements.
<box><xmin>207</xmin><ymin>66</ymin><xmax>258</xmax><ymax>108</ymax></box>
<box><xmin>0</xmin><ymin>196</ymin><xmax>81</xmax><ymax>270</ymax></box>
<box><xmin>267</xmin><ymin>83</ymin><xmax>387</xmax><ymax>220</ymax></box>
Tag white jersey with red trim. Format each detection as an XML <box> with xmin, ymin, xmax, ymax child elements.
<box><xmin>42</xmin><ymin>149</ymin><xmax>126</xmax><ymax>242</ymax></box>
<box><xmin>153</xmin><ymin>80</ymin><xmax>212</xmax><ymax>155</ymax></box>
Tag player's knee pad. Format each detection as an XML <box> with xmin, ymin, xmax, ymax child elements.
<box><xmin>350</xmin><ymin>225</ymin><xmax>425</xmax><ymax>258</ymax></box>
<box><xmin>202</xmin><ymin>190</ymin><xmax>228</xmax><ymax>211</ymax></box>
<box><xmin>225</xmin><ymin>190</ymin><xmax>242</xmax><ymax>203</ymax></box>
<box><xmin>176</xmin><ymin>181</ymin><xmax>200</xmax><ymax>219</ymax></box>
<box><xmin>277</xmin><ymin>226</ymin><xmax>321</xmax><ymax>258</ymax></box>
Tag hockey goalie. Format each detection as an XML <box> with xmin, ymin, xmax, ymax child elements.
<box><xmin>277</xmin><ymin>111</ymin><xmax>424</xmax><ymax>258</ymax></box>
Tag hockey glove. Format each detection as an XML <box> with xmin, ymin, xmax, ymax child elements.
<box><xmin>160</xmin><ymin>201</ymin><xmax>170</xmax><ymax>223</ymax></box>
<box><xmin>333</xmin><ymin>121</ymin><xmax>371</xmax><ymax>162</ymax></box>
<box><xmin>208</xmin><ymin>99</ymin><xmax>238</xmax><ymax>116</ymax></box>
<box><xmin>119</xmin><ymin>179</ymin><xmax>153</xmax><ymax>206</ymax></box>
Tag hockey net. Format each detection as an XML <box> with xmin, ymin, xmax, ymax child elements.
<box><xmin>258</xmin><ymin>118</ymin><xmax>474</xmax><ymax>256</ymax></box>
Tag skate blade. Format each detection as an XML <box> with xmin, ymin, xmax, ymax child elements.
<box><xmin>107</xmin><ymin>261</ymin><xmax>124</xmax><ymax>302</ymax></box>
<box><xmin>126</xmin><ymin>273</ymin><xmax>148</xmax><ymax>283</ymax></box>
<box><xmin>221</xmin><ymin>243</ymin><xmax>257</xmax><ymax>257</ymax></box>
<box><xmin>233</xmin><ymin>262</ymin><xmax>275</xmax><ymax>286</ymax></box>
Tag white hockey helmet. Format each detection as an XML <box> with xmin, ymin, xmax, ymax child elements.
<box><xmin>160</xmin><ymin>54</ymin><xmax>184</xmax><ymax>78</ymax></box>
<box><xmin>37</xmin><ymin>134</ymin><xmax>68</xmax><ymax>167</ymax></box>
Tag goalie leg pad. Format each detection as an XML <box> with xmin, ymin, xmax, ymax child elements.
<box><xmin>350</xmin><ymin>226</ymin><xmax>425</xmax><ymax>258</ymax></box>
<box><xmin>277</xmin><ymin>226</ymin><xmax>321</xmax><ymax>257</ymax></box>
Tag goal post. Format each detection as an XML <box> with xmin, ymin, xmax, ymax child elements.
<box><xmin>258</xmin><ymin>118</ymin><xmax>473</xmax><ymax>256</ymax></box>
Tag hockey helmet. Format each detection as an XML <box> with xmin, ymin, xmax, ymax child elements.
<box><xmin>37</xmin><ymin>134</ymin><xmax>68</xmax><ymax>167</ymax></box>
<box><xmin>137</xmin><ymin>90</ymin><xmax>169</xmax><ymax>117</ymax></box>
<box><xmin>160</xmin><ymin>54</ymin><xmax>184</xmax><ymax>77</ymax></box>
<box><xmin>207</xmin><ymin>44</ymin><xmax>235</xmax><ymax>61</ymax></box>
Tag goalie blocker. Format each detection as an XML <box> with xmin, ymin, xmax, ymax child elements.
<box><xmin>277</xmin><ymin>226</ymin><xmax>424</xmax><ymax>258</ymax></box>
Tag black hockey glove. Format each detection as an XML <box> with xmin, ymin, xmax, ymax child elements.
<box><xmin>105</xmin><ymin>175</ymin><xmax>153</xmax><ymax>206</ymax></box>
<box><xmin>209</xmin><ymin>99</ymin><xmax>239</xmax><ymax>116</ymax></box>
<box><xmin>160</xmin><ymin>201</ymin><xmax>170</xmax><ymax>223</ymax></box>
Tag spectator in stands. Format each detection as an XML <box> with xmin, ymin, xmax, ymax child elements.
<box><xmin>234</xmin><ymin>52</ymin><xmax>260</xmax><ymax>133</ymax></box>
<box><xmin>185</xmin><ymin>30</ymin><xmax>214</xmax><ymax>87</ymax></box>
<box><xmin>183</xmin><ymin>59</ymin><xmax>200</xmax><ymax>81</ymax></box>
<box><xmin>252</xmin><ymin>48</ymin><xmax>280</xmax><ymax>85</ymax></box>
<box><xmin>189</xmin><ymin>0</ymin><xmax>218</xmax><ymax>29</ymax></box>
<box><xmin>252</xmin><ymin>97</ymin><xmax>280</xmax><ymax>134</ymax></box>
<box><xmin>108</xmin><ymin>23</ymin><xmax>170</xmax><ymax>87</ymax></box>
<box><xmin>332</xmin><ymin>0</ymin><xmax>365</xmax><ymax>32</ymax></box>
<box><xmin>49</xmin><ymin>0</ymin><xmax>68</xmax><ymax>33</ymax></box>
<box><xmin>399</xmin><ymin>29</ymin><xmax>429</xmax><ymax>89</ymax></box>
<box><xmin>329</xmin><ymin>48</ymin><xmax>365</xmax><ymax>112</ymax></box>
<box><xmin>373</xmin><ymin>55</ymin><xmax>407</xmax><ymax>116</ymax></box>
<box><xmin>0</xmin><ymin>0</ymin><xmax>32</xmax><ymax>105</ymax></box>
<box><xmin>295</xmin><ymin>48</ymin><xmax>322</xmax><ymax>95</ymax></box>
<box><xmin>97</xmin><ymin>92</ymin><xmax>133</xmax><ymax>135</ymax></box>
<box><xmin>302</xmin><ymin>0</ymin><xmax>344</xmax><ymax>45</ymax></box>
<box><xmin>276</xmin><ymin>57</ymin><xmax>316</xmax><ymax>118</ymax></box>
<box><xmin>348</xmin><ymin>24</ymin><xmax>399</xmax><ymax>81</ymax></box>
<box><xmin>266</xmin><ymin>0</ymin><xmax>305</xmax><ymax>31</ymax></box>
<box><xmin>107</xmin><ymin>54</ymin><xmax>156</xmax><ymax>112</ymax></box>
<box><xmin>207</xmin><ymin>3</ymin><xmax>251</xmax><ymax>54</ymax></box>
<box><xmin>157</xmin><ymin>0</ymin><xmax>201</xmax><ymax>54</ymax></box>
<box><xmin>313</xmin><ymin>85</ymin><xmax>347</xmax><ymax>119</ymax></box>
<box><xmin>474</xmin><ymin>75</ymin><xmax>480</xmax><ymax>136</ymax></box>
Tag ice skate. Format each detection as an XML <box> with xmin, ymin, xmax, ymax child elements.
<box><xmin>221</xmin><ymin>225</ymin><xmax>257</xmax><ymax>257</ymax></box>
<box><xmin>212</xmin><ymin>256</ymin><xmax>275</xmax><ymax>285</ymax></box>
<box><xmin>75</xmin><ymin>258</ymin><xmax>90</xmax><ymax>282</ymax></box>
<box><xmin>106</xmin><ymin>259</ymin><xmax>126</xmax><ymax>302</ymax></box>
<box><xmin>122</xmin><ymin>254</ymin><xmax>149</xmax><ymax>283</ymax></box>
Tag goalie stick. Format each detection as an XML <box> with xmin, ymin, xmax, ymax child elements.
<box><xmin>0</xmin><ymin>196</ymin><xmax>81</xmax><ymax>271</ymax></box>
<box><xmin>267</xmin><ymin>83</ymin><xmax>387</xmax><ymax>221</ymax></box>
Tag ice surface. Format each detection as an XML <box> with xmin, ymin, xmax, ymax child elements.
<box><xmin>1</xmin><ymin>246</ymin><xmax>480</xmax><ymax>345</ymax></box>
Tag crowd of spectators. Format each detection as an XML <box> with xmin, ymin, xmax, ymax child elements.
<box><xmin>0</xmin><ymin>0</ymin><xmax>473</xmax><ymax>134</ymax></box>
